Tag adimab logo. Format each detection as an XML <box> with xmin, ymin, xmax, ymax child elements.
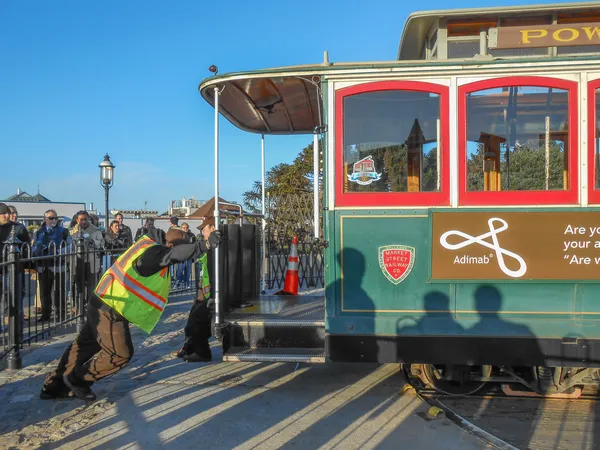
<box><xmin>439</xmin><ymin>217</ymin><xmax>527</xmax><ymax>278</ymax></box>
<box><xmin>379</xmin><ymin>245</ymin><xmax>415</xmax><ymax>284</ymax></box>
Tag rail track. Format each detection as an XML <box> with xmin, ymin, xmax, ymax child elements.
<box><xmin>404</xmin><ymin>369</ymin><xmax>600</xmax><ymax>450</ymax></box>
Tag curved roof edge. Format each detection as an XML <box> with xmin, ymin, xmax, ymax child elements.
<box><xmin>398</xmin><ymin>2</ymin><xmax>600</xmax><ymax>60</ymax></box>
<box><xmin>198</xmin><ymin>67</ymin><xmax>326</xmax><ymax>135</ymax></box>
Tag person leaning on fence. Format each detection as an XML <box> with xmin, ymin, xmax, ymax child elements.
<box><xmin>39</xmin><ymin>226</ymin><xmax>222</xmax><ymax>401</ymax></box>
<box><xmin>70</xmin><ymin>211</ymin><xmax>104</xmax><ymax>311</ymax></box>
<box><xmin>32</xmin><ymin>209</ymin><xmax>71</xmax><ymax>321</ymax></box>
<box><xmin>174</xmin><ymin>217</ymin><xmax>217</xmax><ymax>363</ymax></box>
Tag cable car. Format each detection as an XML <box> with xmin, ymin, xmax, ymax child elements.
<box><xmin>199</xmin><ymin>2</ymin><xmax>600</xmax><ymax>396</ymax></box>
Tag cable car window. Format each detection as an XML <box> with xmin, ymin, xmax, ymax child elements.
<box><xmin>595</xmin><ymin>87</ymin><xmax>600</xmax><ymax>189</ymax></box>
<box><xmin>558</xmin><ymin>46</ymin><xmax>600</xmax><ymax>55</ymax></box>
<box><xmin>343</xmin><ymin>90</ymin><xmax>441</xmax><ymax>194</ymax></box>
<box><xmin>448</xmin><ymin>40</ymin><xmax>480</xmax><ymax>58</ymax></box>
<box><xmin>466</xmin><ymin>86</ymin><xmax>569</xmax><ymax>192</ymax></box>
<box><xmin>459</xmin><ymin>77</ymin><xmax>578</xmax><ymax>206</ymax></box>
<box><xmin>336</xmin><ymin>81</ymin><xmax>450</xmax><ymax>207</ymax></box>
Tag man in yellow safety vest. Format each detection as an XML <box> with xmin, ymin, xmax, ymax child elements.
<box><xmin>175</xmin><ymin>216</ymin><xmax>216</xmax><ymax>362</ymax></box>
<box><xmin>39</xmin><ymin>227</ymin><xmax>222</xmax><ymax>401</ymax></box>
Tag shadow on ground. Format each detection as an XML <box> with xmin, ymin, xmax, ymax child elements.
<box><xmin>0</xmin><ymin>294</ymin><xmax>485</xmax><ymax>450</ymax></box>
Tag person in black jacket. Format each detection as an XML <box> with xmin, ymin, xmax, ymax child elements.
<box><xmin>134</xmin><ymin>218</ymin><xmax>166</xmax><ymax>245</ymax></box>
<box><xmin>32</xmin><ymin>209</ymin><xmax>70</xmax><ymax>321</ymax></box>
<box><xmin>175</xmin><ymin>217</ymin><xmax>217</xmax><ymax>362</ymax></box>
<box><xmin>114</xmin><ymin>213</ymin><xmax>133</xmax><ymax>247</ymax></box>
<box><xmin>104</xmin><ymin>220</ymin><xmax>131</xmax><ymax>264</ymax></box>
<box><xmin>0</xmin><ymin>203</ymin><xmax>31</xmax><ymax>327</ymax></box>
<box><xmin>0</xmin><ymin>202</ymin><xmax>31</xmax><ymax>259</ymax></box>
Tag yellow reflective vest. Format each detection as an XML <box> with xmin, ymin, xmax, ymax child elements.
<box><xmin>95</xmin><ymin>236</ymin><xmax>170</xmax><ymax>334</ymax></box>
<box><xmin>199</xmin><ymin>253</ymin><xmax>211</xmax><ymax>300</ymax></box>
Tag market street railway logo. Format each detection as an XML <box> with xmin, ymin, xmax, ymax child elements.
<box><xmin>378</xmin><ymin>245</ymin><xmax>415</xmax><ymax>284</ymax></box>
<box><xmin>348</xmin><ymin>155</ymin><xmax>382</xmax><ymax>186</ymax></box>
<box><xmin>439</xmin><ymin>217</ymin><xmax>528</xmax><ymax>278</ymax></box>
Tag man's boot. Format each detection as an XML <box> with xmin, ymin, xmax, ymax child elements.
<box><xmin>183</xmin><ymin>353</ymin><xmax>212</xmax><ymax>363</ymax></box>
<box><xmin>40</xmin><ymin>376</ymin><xmax>72</xmax><ymax>400</ymax></box>
<box><xmin>63</xmin><ymin>373</ymin><xmax>97</xmax><ymax>401</ymax></box>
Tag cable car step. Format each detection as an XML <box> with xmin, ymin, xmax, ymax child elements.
<box><xmin>231</xmin><ymin>318</ymin><xmax>325</xmax><ymax>327</ymax></box>
<box><xmin>230</xmin><ymin>321</ymin><xmax>325</xmax><ymax>348</ymax></box>
<box><xmin>223</xmin><ymin>347</ymin><xmax>325</xmax><ymax>363</ymax></box>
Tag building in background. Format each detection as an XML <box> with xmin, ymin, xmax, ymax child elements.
<box><xmin>168</xmin><ymin>197</ymin><xmax>206</xmax><ymax>217</ymax></box>
<box><xmin>3</xmin><ymin>189</ymin><xmax>86</xmax><ymax>230</ymax></box>
<box><xmin>109</xmin><ymin>209</ymin><xmax>158</xmax><ymax>219</ymax></box>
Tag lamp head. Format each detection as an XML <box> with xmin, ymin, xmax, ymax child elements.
<box><xmin>99</xmin><ymin>153</ymin><xmax>115</xmax><ymax>186</ymax></box>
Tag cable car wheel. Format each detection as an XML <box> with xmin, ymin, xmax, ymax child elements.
<box><xmin>421</xmin><ymin>364</ymin><xmax>492</xmax><ymax>396</ymax></box>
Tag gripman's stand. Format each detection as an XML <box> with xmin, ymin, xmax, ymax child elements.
<box><xmin>208</xmin><ymin>68</ymin><xmax>325</xmax><ymax>362</ymax></box>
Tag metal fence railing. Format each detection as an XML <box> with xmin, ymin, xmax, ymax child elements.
<box><xmin>265</xmin><ymin>193</ymin><xmax>325</xmax><ymax>290</ymax></box>
<box><xmin>0</xmin><ymin>228</ymin><xmax>197</xmax><ymax>369</ymax></box>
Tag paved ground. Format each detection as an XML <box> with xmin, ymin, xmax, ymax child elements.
<box><xmin>0</xmin><ymin>294</ymin><xmax>491</xmax><ymax>450</ymax></box>
<box><xmin>441</xmin><ymin>394</ymin><xmax>600</xmax><ymax>450</ymax></box>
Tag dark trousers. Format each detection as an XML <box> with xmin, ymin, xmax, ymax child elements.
<box><xmin>38</xmin><ymin>269</ymin><xmax>65</xmax><ymax>320</ymax></box>
<box><xmin>182</xmin><ymin>300</ymin><xmax>212</xmax><ymax>357</ymax></box>
<box><xmin>42</xmin><ymin>296</ymin><xmax>134</xmax><ymax>391</ymax></box>
<box><xmin>177</xmin><ymin>261</ymin><xmax>191</xmax><ymax>287</ymax></box>
<box><xmin>74</xmin><ymin>262</ymin><xmax>98</xmax><ymax>310</ymax></box>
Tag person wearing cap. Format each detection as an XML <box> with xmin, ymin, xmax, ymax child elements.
<box><xmin>175</xmin><ymin>216</ymin><xmax>217</xmax><ymax>362</ymax></box>
<box><xmin>40</xmin><ymin>226</ymin><xmax>222</xmax><ymax>401</ymax></box>
<box><xmin>134</xmin><ymin>217</ymin><xmax>166</xmax><ymax>245</ymax></box>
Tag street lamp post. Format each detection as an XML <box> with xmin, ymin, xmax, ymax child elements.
<box><xmin>99</xmin><ymin>154</ymin><xmax>115</xmax><ymax>230</ymax></box>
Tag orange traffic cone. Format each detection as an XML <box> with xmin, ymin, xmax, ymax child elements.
<box><xmin>275</xmin><ymin>236</ymin><xmax>299</xmax><ymax>295</ymax></box>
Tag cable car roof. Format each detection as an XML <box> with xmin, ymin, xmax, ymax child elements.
<box><xmin>398</xmin><ymin>2</ymin><xmax>600</xmax><ymax>60</ymax></box>
<box><xmin>198</xmin><ymin>68</ymin><xmax>324</xmax><ymax>135</ymax></box>
<box><xmin>199</xmin><ymin>3</ymin><xmax>600</xmax><ymax>135</ymax></box>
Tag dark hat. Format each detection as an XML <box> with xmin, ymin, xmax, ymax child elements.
<box><xmin>170</xmin><ymin>216</ymin><xmax>179</xmax><ymax>225</ymax></box>
<box><xmin>0</xmin><ymin>203</ymin><xmax>9</xmax><ymax>214</ymax></box>
<box><xmin>199</xmin><ymin>216</ymin><xmax>215</xmax><ymax>231</ymax></box>
<box><xmin>166</xmin><ymin>228</ymin><xmax>188</xmax><ymax>246</ymax></box>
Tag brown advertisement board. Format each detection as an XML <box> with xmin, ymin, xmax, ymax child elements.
<box><xmin>431</xmin><ymin>211</ymin><xmax>600</xmax><ymax>280</ymax></box>
<box><xmin>490</xmin><ymin>23</ymin><xmax>600</xmax><ymax>49</ymax></box>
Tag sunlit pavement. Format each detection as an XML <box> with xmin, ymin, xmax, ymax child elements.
<box><xmin>0</xmin><ymin>294</ymin><xmax>488</xmax><ymax>450</ymax></box>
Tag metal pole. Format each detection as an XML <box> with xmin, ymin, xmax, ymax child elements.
<box><xmin>545</xmin><ymin>116</ymin><xmax>550</xmax><ymax>191</ymax></box>
<box><xmin>104</xmin><ymin>184</ymin><xmax>110</xmax><ymax>231</ymax></box>
<box><xmin>261</xmin><ymin>134</ymin><xmax>266</xmax><ymax>294</ymax></box>
<box><xmin>213</xmin><ymin>86</ymin><xmax>221</xmax><ymax>325</ymax></box>
<box><xmin>76</xmin><ymin>236</ymin><xmax>85</xmax><ymax>333</ymax></box>
<box><xmin>7</xmin><ymin>226</ymin><xmax>22</xmax><ymax>370</ymax></box>
<box><xmin>266</xmin><ymin>191</ymin><xmax>271</xmax><ymax>290</ymax></box>
<box><xmin>436</xmin><ymin>118</ymin><xmax>441</xmax><ymax>191</ymax></box>
<box><xmin>313</xmin><ymin>131</ymin><xmax>319</xmax><ymax>239</ymax></box>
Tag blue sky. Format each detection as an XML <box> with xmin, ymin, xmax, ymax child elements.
<box><xmin>0</xmin><ymin>0</ymin><xmax>564</xmax><ymax>214</ymax></box>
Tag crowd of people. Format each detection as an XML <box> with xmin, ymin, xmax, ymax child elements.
<box><xmin>1</xmin><ymin>201</ymin><xmax>222</xmax><ymax>402</ymax></box>
<box><xmin>0</xmin><ymin>204</ymin><xmax>203</xmax><ymax>325</ymax></box>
